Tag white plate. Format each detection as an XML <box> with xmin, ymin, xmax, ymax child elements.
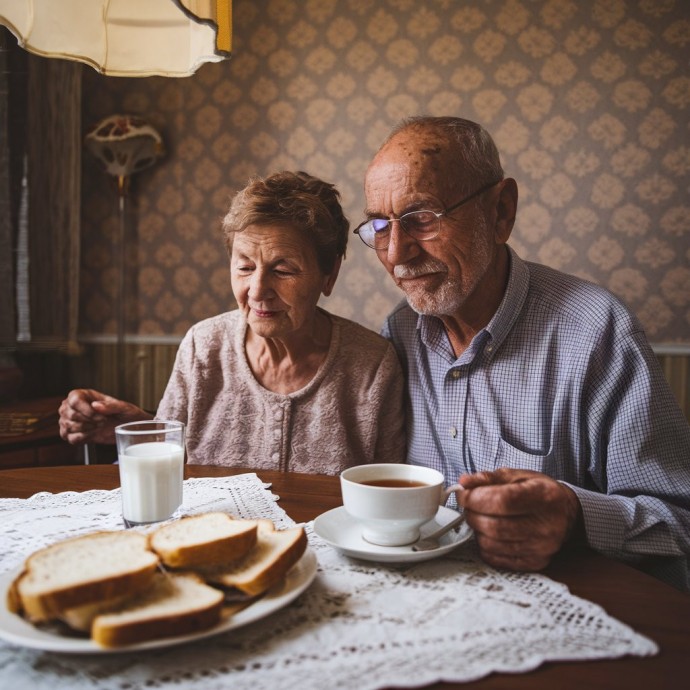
<box><xmin>0</xmin><ymin>547</ymin><xmax>317</xmax><ymax>654</ymax></box>
<box><xmin>313</xmin><ymin>506</ymin><xmax>472</xmax><ymax>563</ymax></box>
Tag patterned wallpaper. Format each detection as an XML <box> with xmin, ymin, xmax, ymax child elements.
<box><xmin>80</xmin><ymin>0</ymin><xmax>690</xmax><ymax>344</ymax></box>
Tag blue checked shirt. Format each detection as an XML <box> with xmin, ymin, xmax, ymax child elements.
<box><xmin>383</xmin><ymin>247</ymin><xmax>690</xmax><ymax>590</ymax></box>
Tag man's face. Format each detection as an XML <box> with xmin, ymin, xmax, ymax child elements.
<box><xmin>363</xmin><ymin>131</ymin><xmax>497</xmax><ymax>318</ymax></box>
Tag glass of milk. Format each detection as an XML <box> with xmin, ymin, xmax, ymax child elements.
<box><xmin>115</xmin><ymin>420</ymin><xmax>185</xmax><ymax>526</ymax></box>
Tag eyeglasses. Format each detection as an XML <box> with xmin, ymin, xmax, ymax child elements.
<box><xmin>354</xmin><ymin>179</ymin><xmax>502</xmax><ymax>250</ymax></box>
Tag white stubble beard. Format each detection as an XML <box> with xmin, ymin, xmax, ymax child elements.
<box><xmin>392</xmin><ymin>217</ymin><xmax>493</xmax><ymax>317</ymax></box>
<box><xmin>394</xmin><ymin>257</ymin><xmax>464</xmax><ymax>315</ymax></box>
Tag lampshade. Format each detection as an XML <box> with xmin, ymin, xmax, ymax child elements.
<box><xmin>85</xmin><ymin>115</ymin><xmax>164</xmax><ymax>198</ymax></box>
<box><xmin>0</xmin><ymin>0</ymin><xmax>231</xmax><ymax>77</ymax></box>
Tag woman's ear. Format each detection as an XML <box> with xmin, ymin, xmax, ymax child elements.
<box><xmin>493</xmin><ymin>178</ymin><xmax>518</xmax><ymax>244</ymax></box>
<box><xmin>322</xmin><ymin>255</ymin><xmax>342</xmax><ymax>296</ymax></box>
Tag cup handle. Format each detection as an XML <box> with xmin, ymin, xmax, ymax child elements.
<box><xmin>441</xmin><ymin>483</ymin><xmax>463</xmax><ymax>505</ymax></box>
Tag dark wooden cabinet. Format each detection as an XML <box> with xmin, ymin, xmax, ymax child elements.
<box><xmin>0</xmin><ymin>397</ymin><xmax>82</xmax><ymax>469</ymax></box>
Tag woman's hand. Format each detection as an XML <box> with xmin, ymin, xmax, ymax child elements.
<box><xmin>457</xmin><ymin>468</ymin><xmax>583</xmax><ymax>572</ymax></box>
<box><xmin>58</xmin><ymin>389</ymin><xmax>152</xmax><ymax>445</ymax></box>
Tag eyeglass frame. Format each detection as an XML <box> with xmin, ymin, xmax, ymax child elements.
<box><xmin>353</xmin><ymin>178</ymin><xmax>503</xmax><ymax>249</ymax></box>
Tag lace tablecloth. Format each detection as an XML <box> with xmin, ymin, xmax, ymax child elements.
<box><xmin>0</xmin><ymin>474</ymin><xmax>657</xmax><ymax>689</ymax></box>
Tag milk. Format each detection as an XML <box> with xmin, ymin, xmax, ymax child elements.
<box><xmin>118</xmin><ymin>441</ymin><xmax>184</xmax><ymax>524</ymax></box>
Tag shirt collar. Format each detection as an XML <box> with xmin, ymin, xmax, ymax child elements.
<box><xmin>483</xmin><ymin>246</ymin><xmax>529</xmax><ymax>356</ymax></box>
<box><xmin>415</xmin><ymin>245</ymin><xmax>529</xmax><ymax>364</ymax></box>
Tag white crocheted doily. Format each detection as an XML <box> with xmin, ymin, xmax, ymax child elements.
<box><xmin>0</xmin><ymin>474</ymin><xmax>657</xmax><ymax>690</ymax></box>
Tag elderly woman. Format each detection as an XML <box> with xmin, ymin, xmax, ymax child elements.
<box><xmin>59</xmin><ymin>171</ymin><xmax>406</xmax><ymax>473</ymax></box>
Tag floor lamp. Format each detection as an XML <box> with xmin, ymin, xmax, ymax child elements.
<box><xmin>85</xmin><ymin>115</ymin><xmax>164</xmax><ymax>399</ymax></box>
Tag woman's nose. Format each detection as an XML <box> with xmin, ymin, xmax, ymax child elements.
<box><xmin>248</xmin><ymin>269</ymin><xmax>274</xmax><ymax>299</ymax></box>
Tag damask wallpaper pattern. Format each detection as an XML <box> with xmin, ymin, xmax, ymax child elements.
<box><xmin>80</xmin><ymin>0</ymin><xmax>690</xmax><ymax>343</ymax></box>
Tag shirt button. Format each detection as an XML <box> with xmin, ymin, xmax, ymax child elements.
<box><xmin>274</xmin><ymin>411</ymin><xmax>282</xmax><ymax>421</ymax></box>
<box><xmin>271</xmin><ymin>452</ymin><xmax>279</xmax><ymax>461</ymax></box>
<box><xmin>449</xmin><ymin>426</ymin><xmax>457</xmax><ymax>438</ymax></box>
<box><xmin>451</xmin><ymin>370</ymin><xmax>461</xmax><ymax>379</ymax></box>
<box><xmin>486</xmin><ymin>345</ymin><xmax>493</xmax><ymax>353</ymax></box>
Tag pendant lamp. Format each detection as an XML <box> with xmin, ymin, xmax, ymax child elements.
<box><xmin>0</xmin><ymin>0</ymin><xmax>232</xmax><ymax>77</ymax></box>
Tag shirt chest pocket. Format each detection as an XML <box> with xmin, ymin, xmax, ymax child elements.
<box><xmin>492</xmin><ymin>437</ymin><xmax>556</xmax><ymax>474</ymax></box>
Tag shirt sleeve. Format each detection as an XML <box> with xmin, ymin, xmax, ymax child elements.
<box><xmin>570</xmin><ymin>329</ymin><xmax>690</xmax><ymax>590</ymax></box>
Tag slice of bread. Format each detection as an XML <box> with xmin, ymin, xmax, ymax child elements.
<box><xmin>202</xmin><ymin>519</ymin><xmax>307</xmax><ymax>597</ymax></box>
<box><xmin>89</xmin><ymin>572</ymin><xmax>224</xmax><ymax>648</ymax></box>
<box><xmin>149</xmin><ymin>512</ymin><xmax>258</xmax><ymax>568</ymax></box>
<box><xmin>59</xmin><ymin>592</ymin><xmax>138</xmax><ymax>633</ymax></box>
<box><xmin>12</xmin><ymin>531</ymin><xmax>159</xmax><ymax>622</ymax></box>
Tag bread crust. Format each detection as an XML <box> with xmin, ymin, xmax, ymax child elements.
<box><xmin>149</xmin><ymin>513</ymin><xmax>258</xmax><ymax>568</ymax></box>
<box><xmin>19</xmin><ymin>568</ymin><xmax>159</xmax><ymax>622</ymax></box>
<box><xmin>94</xmin><ymin>605</ymin><xmax>222</xmax><ymax>647</ymax></box>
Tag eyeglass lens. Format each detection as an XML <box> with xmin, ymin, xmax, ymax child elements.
<box><xmin>358</xmin><ymin>210</ymin><xmax>440</xmax><ymax>249</ymax></box>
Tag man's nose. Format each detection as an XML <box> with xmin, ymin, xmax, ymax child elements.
<box><xmin>385</xmin><ymin>219</ymin><xmax>420</xmax><ymax>266</ymax></box>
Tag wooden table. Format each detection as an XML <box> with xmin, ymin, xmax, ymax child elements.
<box><xmin>1</xmin><ymin>464</ymin><xmax>688</xmax><ymax>690</ymax></box>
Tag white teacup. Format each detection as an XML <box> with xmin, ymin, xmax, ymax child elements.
<box><xmin>340</xmin><ymin>464</ymin><xmax>461</xmax><ymax>546</ymax></box>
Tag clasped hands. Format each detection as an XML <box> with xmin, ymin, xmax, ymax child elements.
<box><xmin>456</xmin><ymin>468</ymin><xmax>584</xmax><ymax>572</ymax></box>
<box><xmin>58</xmin><ymin>389</ymin><xmax>150</xmax><ymax>445</ymax></box>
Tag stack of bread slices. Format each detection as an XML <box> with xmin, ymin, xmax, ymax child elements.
<box><xmin>7</xmin><ymin>512</ymin><xmax>307</xmax><ymax>648</ymax></box>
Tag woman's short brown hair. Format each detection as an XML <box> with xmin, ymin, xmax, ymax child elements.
<box><xmin>222</xmin><ymin>171</ymin><xmax>348</xmax><ymax>274</ymax></box>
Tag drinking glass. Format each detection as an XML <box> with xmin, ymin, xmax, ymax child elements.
<box><xmin>115</xmin><ymin>420</ymin><xmax>185</xmax><ymax>526</ymax></box>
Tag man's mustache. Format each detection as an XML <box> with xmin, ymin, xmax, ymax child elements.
<box><xmin>393</xmin><ymin>258</ymin><xmax>446</xmax><ymax>279</ymax></box>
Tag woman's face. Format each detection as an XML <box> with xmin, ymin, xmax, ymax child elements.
<box><xmin>230</xmin><ymin>224</ymin><xmax>337</xmax><ymax>340</ymax></box>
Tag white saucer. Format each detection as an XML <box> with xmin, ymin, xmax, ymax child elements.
<box><xmin>313</xmin><ymin>505</ymin><xmax>472</xmax><ymax>563</ymax></box>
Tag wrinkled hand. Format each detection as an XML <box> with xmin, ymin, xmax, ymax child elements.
<box><xmin>456</xmin><ymin>468</ymin><xmax>583</xmax><ymax>572</ymax></box>
<box><xmin>58</xmin><ymin>389</ymin><xmax>151</xmax><ymax>445</ymax></box>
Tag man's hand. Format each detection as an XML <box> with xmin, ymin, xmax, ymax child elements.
<box><xmin>58</xmin><ymin>389</ymin><xmax>151</xmax><ymax>445</ymax></box>
<box><xmin>456</xmin><ymin>468</ymin><xmax>583</xmax><ymax>572</ymax></box>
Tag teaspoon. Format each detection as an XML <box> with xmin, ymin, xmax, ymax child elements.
<box><xmin>411</xmin><ymin>512</ymin><xmax>466</xmax><ymax>552</ymax></box>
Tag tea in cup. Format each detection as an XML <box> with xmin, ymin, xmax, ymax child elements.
<box><xmin>340</xmin><ymin>463</ymin><xmax>461</xmax><ymax>546</ymax></box>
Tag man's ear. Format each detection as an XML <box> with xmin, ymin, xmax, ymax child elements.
<box><xmin>494</xmin><ymin>178</ymin><xmax>518</xmax><ymax>244</ymax></box>
<box><xmin>322</xmin><ymin>255</ymin><xmax>342</xmax><ymax>296</ymax></box>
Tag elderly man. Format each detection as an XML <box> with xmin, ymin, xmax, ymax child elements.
<box><xmin>356</xmin><ymin>116</ymin><xmax>690</xmax><ymax>590</ymax></box>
